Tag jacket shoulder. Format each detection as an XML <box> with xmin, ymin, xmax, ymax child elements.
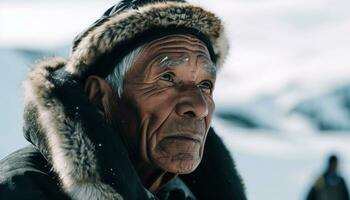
<box><xmin>0</xmin><ymin>146</ymin><xmax>69</xmax><ymax>200</ymax></box>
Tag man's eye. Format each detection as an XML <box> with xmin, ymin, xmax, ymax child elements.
<box><xmin>198</xmin><ymin>80</ymin><xmax>213</xmax><ymax>93</ymax></box>
<box><xmin>160</xmin><ymin>72</ymin><xmax>174</xmax><ymax>82</ymax></box>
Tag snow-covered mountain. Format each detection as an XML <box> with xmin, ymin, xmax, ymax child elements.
<box><xmin>216</xmin><ymin>84</ymin><xmax>350</xmax><ymax>132</ymax></box>
<box><xmin>294</xmin><ymin>85</ymin><xmax>350</xmax><ymax>131</ymax></box>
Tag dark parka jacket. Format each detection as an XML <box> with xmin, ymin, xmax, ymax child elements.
<box><xmin>306</xmin><ymin>171</ymin><xmax>349</xmax><ymax>200</ymax></box>
<box><xmin>0</xmin><ymin>0</ymin><xmax>246</xmax><ymax>199</ymax></box>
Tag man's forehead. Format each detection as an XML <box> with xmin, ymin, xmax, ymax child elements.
<box><xmin>136</xmin><ymin>34</ymin><xmax>216</xmax><ymax>74</ymax></box>
<box><xmin>142</xmin><ymin>34</ymin><xmax>211</xmax><ymax>58</ymax></box>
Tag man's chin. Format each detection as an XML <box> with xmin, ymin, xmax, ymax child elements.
<box><xmin>152</xmin><ymin>153</ymin><xmax>201</xmax><ymax>174</ymax></box>
<box><xmin>171</xmin><ymin>157</ymin><xmax>201</xmax><ymax>174</ymax></box>
<box><xmin>151</xmin><ymin>138</ymin><xmax>203</xmax><ymax>173</ymax></box>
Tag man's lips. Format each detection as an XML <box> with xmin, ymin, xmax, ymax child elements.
<box><xmin>164</xmin><ymin>134</ymin><xmax>202</xmax><ymax>143</ymax></box>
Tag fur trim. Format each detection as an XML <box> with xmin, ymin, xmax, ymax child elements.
<box><xmin>22</xmin><ymin>57</ymin><xmax>246</xmax><ymax>200</ymax></box>
<box><xmin>66</xmin><ymin>1</ymin><xmax>229</xmax><ymax>77</ymax></box>
<box><xmin>23</xmin><ymin>57</ymin><xmax>123</xmax><ymax>200</ymax></box>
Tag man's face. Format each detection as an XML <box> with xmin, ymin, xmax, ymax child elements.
<box><xmin>120</xmin><ymin>34</ymin><xmax>216</xmax><ymax>174</ymax></box>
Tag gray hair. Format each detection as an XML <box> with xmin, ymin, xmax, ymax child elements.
<box><xmin>105</xmin><ymin>45</ymin><xmax>144</xmax><ymax>97</ymax></box>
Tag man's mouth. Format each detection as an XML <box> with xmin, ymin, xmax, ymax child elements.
<box><xmin>164</xmin><ymin>134</ymin><xmax>202</xmax><ymax>143</ymax></box>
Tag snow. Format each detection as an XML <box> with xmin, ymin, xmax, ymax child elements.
<box><xmin>213</xmin><ymin>118</ymin><xmax>350</xmax><ymax>200</ymax></box>
<box><xmin>1</xmin><ymin>0</ymin><xmax>350</xmax><ymax>200</ymax></box>
<box><xmin>294</xmin><ymin>85</ymin><xmax>350</xmax><ymax>131</ymax></box>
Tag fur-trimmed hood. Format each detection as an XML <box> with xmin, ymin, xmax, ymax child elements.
<box><xmin>21</xmin><ymin>0</ymin><xmax>245</xmax><ymax>199</ymax></box>
<box><xmin>23</xmin><ymin>58</ymin><xmax>136</xmax><ymax>199</ymax></box>
<box><xmin>22</xmin><ymin>58</ymin><xmax>246</xmax><ymax>200</ymax></box>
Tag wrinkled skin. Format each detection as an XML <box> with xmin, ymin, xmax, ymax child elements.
<box><xmin>84</xmin><ymin>34</ymin><xmax>216</xmax><ymax>191</ymax></box>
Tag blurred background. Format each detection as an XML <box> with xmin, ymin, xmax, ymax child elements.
<box><xmin>1</xmin><ymin>0</ymin><xmax>350</xmax><ymax>199</ymax></box>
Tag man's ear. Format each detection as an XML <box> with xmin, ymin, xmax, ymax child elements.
<box><xmin>84</xmin><ymin>75</ymin><xmax>115</xmax><ymax>114</ymax></box>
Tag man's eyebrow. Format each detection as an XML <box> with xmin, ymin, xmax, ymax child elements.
<box><xmin>196</xmin><ymin>54</ymin><xmax>216</xmax><ymax>77</ymax></box>
<box><xmin>159</xmin><ymin>55</ymin><xmax>189</xmax><ymax>68</ymax></box>
<box><xmin>157</xmin><ymin>54</ymin><xmax>217</xmax><ymax>77</ymax></box>
<box><xmin>204</xmin><ymin>61</ymin><xmax>217</xmax><ymax>77</ymax></box>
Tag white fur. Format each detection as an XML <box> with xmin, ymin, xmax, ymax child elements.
<box><xmin>23</xmin><ymin>58</ymin><xmax>123</xmax><ymax>200</ymax></box>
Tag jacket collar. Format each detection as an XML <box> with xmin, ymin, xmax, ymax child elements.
<box><xmin>23</xmin><ymin>57</ymin><xmax>149</xmax><ymax>199</ymax></box>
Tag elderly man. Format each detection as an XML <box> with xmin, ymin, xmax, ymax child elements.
<box><xmin>0</xmin><ymin>0</ymin><xmax>246</xmax><ymax>199</ymax></box>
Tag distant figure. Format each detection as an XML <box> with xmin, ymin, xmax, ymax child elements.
<box><xmin>307</xmin><ymin>154</ymin><xmax>349</xmax><ymax>200</ymax></box>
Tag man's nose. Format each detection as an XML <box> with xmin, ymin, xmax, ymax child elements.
<box><xmin>175</xmin><ymin>87</ymin><xmax>209</xmax><ymax>119</ymax></box>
